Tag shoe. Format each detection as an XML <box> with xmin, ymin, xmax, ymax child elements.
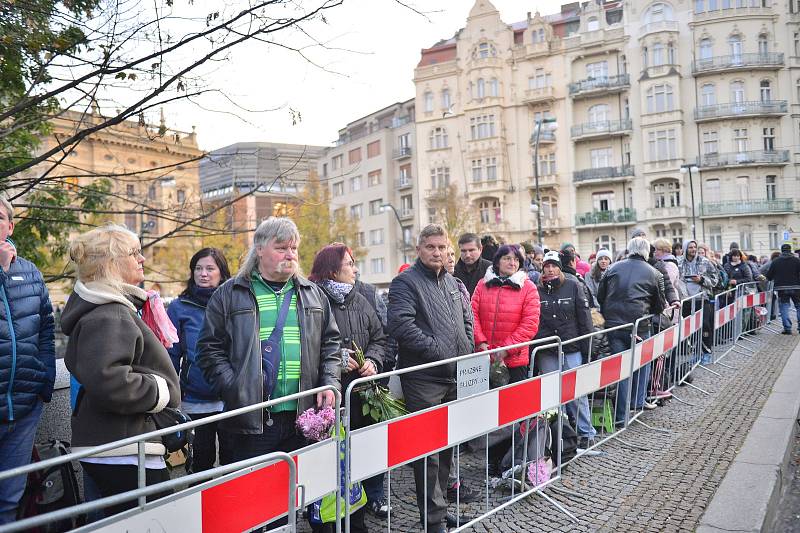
<box><xmin>447</xmin><ymin>481</ymin><xmax>480</xmax><ymax>503</ymax></box>
<box><xmin>683</xmin><ymin>374</ymin><xmax>694</xmax><ymax>384</ymax></box>
<box><xmin>782</xmin><ymin>330</ymin><xmax>793</xmax><ymax>335</ymax></box>
<box><xmin>367</xmin><ymin>497</ymin><xmax>389</xmax><ymax>519</ymax></box>
<box><xmin>578</xmin><ymin>436</ymin><xmax>596</xmax><ymax>450</ymax></box>
<box><xmin>445</xmin><ymin>512</ymin><xmax>476</xmax><ymax>528</ymax></box>
<box><xmin>643</xmin><ymin>401</ymin><xmax>657</xmax><ymax>410</ymax></box>
<box><xmin>652</xmin><ymin>390</ymin><xmax>672</xmax><ymax>400</ymax></box>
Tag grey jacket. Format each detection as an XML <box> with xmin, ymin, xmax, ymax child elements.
<box><xmin>197</xmin><ymin>273</ymin><xmax>341</xmax><ymax>434</ymax></box>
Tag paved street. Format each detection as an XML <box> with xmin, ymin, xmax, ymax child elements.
<box><xmin>774</xmin><ymin>428</ymin><xmax>800</xmax><ymax>532</ymax></box>
<box><xmin>300</xmin><ymin>331</ymin><xmax>799</xmax><ymax>532</ymax></box>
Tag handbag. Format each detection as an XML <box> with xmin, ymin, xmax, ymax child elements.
<box><xmin>261</xmin><ymin>288</ymin><xmax>295</xmax><ymax>400</ymax></box>
<box><xmin>150</xmin><ymin>407</ymin><xmax>195</xmax><ymax>458</ymax></box>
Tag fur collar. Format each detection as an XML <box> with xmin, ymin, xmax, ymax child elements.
<box><xmin>74</xmin><ymin>280</ymin><xmax>147</xmax><ymax>313</ymax></box>
<box><xmin>483</xmin><ymin>266</ymin><xmax>527</xmax><ymax>289</ymax></box>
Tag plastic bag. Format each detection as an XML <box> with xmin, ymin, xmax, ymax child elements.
<box><xmin>142</xmin><ymin>291</ymin><xmax>178</xmax><ymax>348</ymax></box>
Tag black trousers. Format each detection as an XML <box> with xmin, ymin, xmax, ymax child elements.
<box><xmin>400</xmin><ymin>377</ymin><xmax>457</xmax><ymax>530</ymax></box>
<box><xmin>81</xmin><ymin>463</ymin><xmax>170</xmax><ymax>518</ymax></box>
<box><xmin>189</xmin><ymin>411</ymin><xmax>233</xmax><ymax>472</ymax></box>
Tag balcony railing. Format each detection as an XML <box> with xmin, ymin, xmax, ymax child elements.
<box><xmin>694</xmin><ymin>100</ymin><xmax>787</xmax><ymax>121</ymax></box>
<box><xmin>532</xmin><ymin>130</ymin><xmax>556</xmax><ymax>143</ymax></box>
<box><xmin>692</xmin><ymin>53</ymin><xmax>784</xmax><ymax>74</ymax></box>
<box><xmin>640</xmin><ymin>20</ymin><xmax>679</xmax><ymax>37</ymax></box>
<box><xmin>395</xmin><ymin>178</ymin><xmax>412</xmax><ymax>190</ymax></box>
<box><xmin>573</xmin><ymin>165</ymin><xmax>634</xmax><ymax>183</ymax></box>
<box><xmin>575</xmin><ymin>208</ymin><xmax>637</xmax><ymax>227</ymax></box>
<box><xmin>522</xmin><ymin>86</ymin><xmax>556</xmax><ymax>104</ymax></box>
<box><xmin>699</xmin><ymin>199</ymin><xmax>794</xmax><ymax>217</ymax></box>
<box><xmin>398</xmin><ymin>208</ymin><xmax>414</xmax><ymax>220</ymax></box>
<box><xmin>568</xmin><ymin>74</ymin><xmax>630</xmax><ymax>97</ymax></box>
<box><xmin>393</xmin><ymin>147</ymin><xmax>412</xmax><ymax>159</ymax></box>
<box><xmin>571</xmin><ymin>119</ymin><xmax>632</xmax><ymax>140</ymax></box>
<box><xmin>697</xmin><ymin>150</ymin><xmax>790</xmax><ymax>168</ymax></box>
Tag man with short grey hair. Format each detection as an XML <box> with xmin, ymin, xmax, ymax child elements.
<box><xmin>198</xmin><ymin>217</ymin><xmax>341</xmax><ymax>479</ymax></box>
<box><xmin>387</xmin><ymin>224</ymin><xmax>474</xmax><ymax>533</ymax></box>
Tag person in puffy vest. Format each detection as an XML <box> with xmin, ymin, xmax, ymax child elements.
<box><xmin>0</xmin><ymin>198</ymin><xmax>55</xmax><ymax>525</ymax></box>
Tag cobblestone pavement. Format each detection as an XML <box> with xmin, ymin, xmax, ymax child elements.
<box><xmin>774</xmin><ymin>428</ymin><xmax>800</xmax><ymax>532</ymax></box>
<box><xmin>293</xmin><ymin>331</ymin><xmax>798</xmax><ymax>533</ymax></box>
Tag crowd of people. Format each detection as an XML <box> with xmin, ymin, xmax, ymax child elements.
<box><xmin>1</xmin><ymin>199</ymin><xmax>800</xmax><ymax>532</ymax></box>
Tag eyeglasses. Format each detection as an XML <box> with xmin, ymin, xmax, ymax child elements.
<box><xmin>129</xmin><ymin>248</ymin><xmax>143</xmax><ymax>258</ymax></box>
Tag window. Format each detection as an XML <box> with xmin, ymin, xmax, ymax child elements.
<box><xmin>350</xmin><ymin>204</ymin><xmax>363</xmax><ymax>219</ymax></box>
<box><xmin>148</xmin><ymin>184</ymin><xmax>157</xmax><ymax>200</ymax></box>
<box><xmin>431</xmin><ymin>167</ymin><xmax>450</xmax><ymax>189</ymax></box>
<box><xmin>441</xmin><ymin>89</ymin><xmax>451</xmax><ymax>110</ymax></box>
<box><xmin>476</xmin><ymin>78</ymin><xmax>485</xmax><ymax>99</ymax></box>
<box><xmin>701</xmin><ymin>84</ymin><xmax>716</xmax><ymax>106</ymax></box>
<box><xmin>371</xmin><ymin>258</ymin><xmax>385</xmax><ymax>274</ymax></box>
<box><xmin>369</xmin><ymin>228</ymin><xmax>384</xmax><ymax>245</ymax></box>
<box><xmin>538</xmin><ymin>152</ymin><xmax>556</xmax><ymax>176</ymax></box>
<box><xmin>332</xmin><ymin>154</ymin><xmax>343</xmax><ymax>170</ymax></box>
<box><xmin>736</xmin><ymin>176</ymin><xmax>750</xmax><ymax>200</ymax></box>
<box><xmin>369</xmin><ymin>199</ymin><xmax>383</xmax><ymax>216</ymax></box>
<box><xmin>769</xmin><ymin>224</ymin><xmax>780</xmax><ymax>249</ymax></box>
<box><xmin>476</xmin><ymin>42</ymin><xmax>497</xmax><ymax>58</ymax></box>
<box><xmin>532</xmin><ymin>28</ymin><xmax>545</xmax><ymax>43</ymax></box>
<box><xmin>176</xmin><ymin>189</ymin><xmax>186</xmax><ymax>203</ymax></box>
<box><xmin>586</xmin><ymin>61</ymin><xmax>608</xmax><ymax>79</ymax></box>
<box><xmin>350</xmin><ymin>176</ymin><xmax>362</xmax><ymax>192</ymax></box>
<box><xmin>531</xmin><ymin>68</ymin><xmax>552</xmax><ymax>89</ymax></box>
<box><xmin>470</xmin><ymin>114</ymin><xmax>496</xmax><ymax>140</ymax></box>
<box><xmin>623</xmin><ymin>142</ymin><xmax>631</xmax><ymax>165</ymax></box>
<box><xmin>398</xmin><ymin>133</ymin><xmax>410</xmax><ymax>149</ymax></box>
<box><xmin>763</xmin><ymin>127</ymin><xmax>775</xmax><ymax>151</ymax></box>
<box><xmin>356</xmin><ymin>232</ymin><xmax>365</xmax><ymax>247</ymax></box>
<box><xmin>368</xmin><ymin>170</ymin><xmax>382</xmax><ymax>187</ymax></box>
<box><xmin>402</xmin><ymin>226</ymin><xmax>413</xmax><ymax>246</ymax></box>
<box><xmin>760</xmin><ymin>80</ymin><xmax>772</xmax><ymax>102</ymax></box>
<box><xmin>489</xmin><ymin>78</ymin><xmax>499</xmax><ymax>97</ymax></box>
<box><xmin>709</xmin><ymin>226</ymin><xmax>723</xmax><ymax>251</ymax></box>
<box><xmin>348</xmin><ymin>148</ymin><xmax>361</xmax><ymax>165</ymax></box>
<box><xmin>739</xmin><ymin>225</ymin><xmax>753</xmax><ymax>250</ymax></box>
<box><xmin>400</xmin><ymin>194</ymin><xmax>413</xmax><ymax>212</ymax></box>
<box><xmin>766</xmin><ymin>175</ymin><xmax>777</xmax><ymax>200</ymax></box>
<box><xmin>429</xmin><ymin>127</ymin><xmax>448</xmax><ymax>149</ymax></box>
<box><xmin>648</xmin><ymin>129</ymin><xmax>677</xmax><ymax>161</ymax></box>
<box><xmin>332</xmin><ymin>181</ymin><xmax>344</xmax><ymax>196</ymax></box>
<box><xmin>590</xmin><ymin>148</ymin><xmax>613</xmax><ymax>168</ymax></box>
<box><xmin>670</xmin><ymin>225</ymin><xmax>684</xmax><ymax>244</ymax></box>
<box><xmin>367</xmin><ymin>141</ymin><xmax>380</xmax><ymax>158</ymax></box>
<box><xmin>646</xmin><ymin>84</ymin><xmax>674</xmax><ymax>113</ymax></box>
<box><xmin>758</xmin><ymin>34</ymin><xmax>768</xmax><ymax>55</ymax></box>
<box><xmin>699</xmin><ymin>38</ymin><xmax>713</xmax><ymax>60</ymax></box>
<box><xmin>478</xmin><ymin>199</ymin><xmax>501</xmax><ymax>224</ymax></box>
<box><xmin>588</xmin><ymin>104</ymin><xmax>609</xmax><ymax>123</ymax></box>
<box><xmin>730</xmin><ymin>81</ymin><xmax>745</xmax><ymax>104</ymax></box>
<box><xmin>486</xmin><ymin>157</ymin><xmax>497</xmax><ymax>181</ymax></box>
<box><xmin>471</xmin><ymin>159</ymin><xmax>483</xmax><ymax>182</ymax></box>
<box><xmin>124</xmin><ymin>213</ymin><xmax>137</xmax><ymax>231</ymax></box>
<box><xmin>729</xmin><ymin>35</ymin><xmax>742</xmax><ymax>60</ymax></box>
<box><xmin>667</xmin><ymin>43</ymin><xmax>676</xmax><ymax>64</ymax></box>
<box><xmin>399</xmin><ymin>165</ymin><xmax>411</xmax><ymax>186</ymax></box>
<box><xmin>645</xmin><ymin>2</ymin><xmax>673</xmax><ymax>23</ymax></box>
<box><xmin>424</xmin><ymin>91</ymin><xmax>434</xmax><ymax>112</ymax></box>
<box><xmin>705</xmin><ymin>178</ymin><xmax>721</xmax><ymax>202</ymax></box>
<box><xmin>587</xmin><ymin>17</ymin><xmax>599</xmax><ymax>31</ymax></box>
<box><xmin>733</xmin><ymin>128</ymin><xmax>748</xmax><ymax>153</ymax></box>
<box><xmin>594</xmin><ymin>235</ymin><xmax>616</xmax><ymax>254</ymax></box>
<box><xmin>592</xmin><ymin>191</ymin><xmax>615</xmax><ymax>211</ymax></box>
<box><xmin>703</xmin><ymin>130</ymin><xmax>719</xmax><ymax>154</ymax></box>
<box><xmin>126</xmin><ymin>184</ymin><xmax>135</xmax><ymax>197</ymax></box>
<box><xmin>541</xmin><ymin>196</ymin><xmax>558</xmax><ymax>218</ymax></box>
<box><xmin>652</xmin><ymin>43</ymin><xmax>665</xmax><ymax>66</ymax></box>
<box><xmin>653</xmin><ymin>180</ymin><xmax>681</xmax><ymax>208</ymax></box>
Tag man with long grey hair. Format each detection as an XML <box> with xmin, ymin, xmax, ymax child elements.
<box><xmin>197</xmin><ymin>218</ymin><xmax>341</xmax><ymax>494</ymax></box>
<box><xmin>597</xmin><ymin>236</ymin><xmax>666</xmax><ymax>426</ymax></box>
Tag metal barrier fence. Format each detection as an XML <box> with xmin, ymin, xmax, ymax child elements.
<box><xmin>711</xmin><ymin>282</ymin><xmax>774</xmax><ymax>366</ymax></box>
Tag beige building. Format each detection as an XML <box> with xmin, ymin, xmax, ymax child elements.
<box><xmin>319</xmin><ymin>100</ymin><xmax>417</xmax><ymax>288</ymax></box>
<box><xmin>413</xmin><ymin>0</ymin><xmax>800</xmax><ymax>257</ymax></box>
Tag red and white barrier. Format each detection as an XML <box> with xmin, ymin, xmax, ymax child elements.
<box><xmin>681</xmin><ymin>311</ymin><xmax>703</xmax><ymax>340</ymax></box>
<box><xmin>715</xmin><ymin>303</ymin><xmax>737</xmax><ymax>329</ymax></box>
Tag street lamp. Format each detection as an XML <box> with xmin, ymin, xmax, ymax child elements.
<box><xmin>680</xmin><ymin>164</ymin><xmax>699</xmax><ymax>241</ymax></box>
<box><xmin>380</xmin><ymin>203</ymin><xmax>408</xmax><ymax>264</ymax></box>
<box><xmin>529</xmin><ymin>118</ymin><xmax>557</xmax><ymax>246</ymax></box>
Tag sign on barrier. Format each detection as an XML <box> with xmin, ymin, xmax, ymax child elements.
<box><xmin>456</xmin><ymin>353</ymin><xmax>490</xmax><ymax>399</ymax></box>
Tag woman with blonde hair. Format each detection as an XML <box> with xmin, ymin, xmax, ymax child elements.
<box><xmin>61</xmin><ymin>224</ymin><xmax>180</xmax><ymax>517</ymax></box>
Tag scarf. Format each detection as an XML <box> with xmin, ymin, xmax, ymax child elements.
<box><xmin>187</xmin><ymin>285</ymin><xmax>216</xmax><ymax>307</ymax></box>
<box><xmin>319</xmin><ymin>279</ymin><xmax>353</xmax><ymax>304</ymax></box>
<box><xmin>141</xmin><ymin>290</ymin><xmax>179</xmax><ymax>349</ymax></box>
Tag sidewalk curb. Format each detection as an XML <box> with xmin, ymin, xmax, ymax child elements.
<box><xmin>697</xmin><ymin>339</ymin><xmax>800</xmax><ymax>533</ymax></box>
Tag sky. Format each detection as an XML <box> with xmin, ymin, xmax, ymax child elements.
<box><xmin>162</xmin><ymin>0</ymin><xmax>554</xmax><ymax>151</ymax></box>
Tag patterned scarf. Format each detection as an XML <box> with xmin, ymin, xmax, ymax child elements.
<box><xmin>319</xmin><ymin>279</ymin><xmax>353</xmax><ymax>304</ymax></box>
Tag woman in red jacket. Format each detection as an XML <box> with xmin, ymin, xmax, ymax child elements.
<box><xmin>472</xmin><ymin>244</ymin><xmax>541</xmax><ymax>383</ymax></box>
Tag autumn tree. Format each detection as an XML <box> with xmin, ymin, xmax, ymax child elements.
<box><xmin>428</xmin><ymin>184</ymin><xmax>476</xmax><ymax>247</ymax></box>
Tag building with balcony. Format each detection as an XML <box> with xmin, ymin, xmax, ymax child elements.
<box><xmin>407</xmin><ymin>0</ymin><xmax>800</xmax><ymax>256</ymax></box>
<box><xmin>317</xmin><ymin>99</ymin><xmax>417</xmax><ymax>288</ymax></box>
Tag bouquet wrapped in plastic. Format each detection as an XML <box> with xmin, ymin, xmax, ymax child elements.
<box><xmin>351</xmin><ymin>342</ymin><xmax>407</xmax><ymax>423</ymax></box>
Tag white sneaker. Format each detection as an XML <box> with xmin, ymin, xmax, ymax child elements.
<box><xmin>643</xmin><ymin>401</ymin><xmax>657</xmax><ymax>410</ymax></box>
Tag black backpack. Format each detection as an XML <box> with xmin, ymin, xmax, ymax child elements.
<box><xmin>18</xmin><ymin>440</ymin><xmax>84</xmax><ymax>532</ymax></box>
<box><xmin>546</xmin><ymin>413</ymin><xmax>579</xmax><ymax>466</ymax></box>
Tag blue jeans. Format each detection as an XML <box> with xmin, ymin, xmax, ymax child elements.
<box><xmin>0</xmin><ymin>401</ymin><xmax>43</xmax><ymax>524</ymax></box>
<box><xmin>778</xmin><ymin>290</ymin><xmax>800</xmax><ymax>332</ymax></box>
<box><xmin>608</xmin><ymin>330</ymin><xmax>652</xmax><ymax>425</ymax></box>
<box><xmin>538</xmin><ymin>351</ymin><xmax>596</xmax><ymax>439</ymax></box>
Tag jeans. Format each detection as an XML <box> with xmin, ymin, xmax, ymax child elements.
<box><xmin>0</xmin><ymin>400</ymin><xmax>43</xmax><ymax>525</ymax></box>
<box><xmin>778</xmin><ymin>290</ymin><xmax>800</xmax><ymax>332</ymax></box>
<box><xmin>189</xmin><ymin>411</ymin><xmax>232</xmax><ymax>472</ymax></box>
<box><xmin>81</xmin><ymin>463</ymin><xmax>170</xmax><ymax>519</ymax></box>
<box><xmin>538</xmin><ymin>352</ymin><xmax>596</xmax><ymax>439</ymax></box>
<box><xmin>608</xmin><ymin>330</ymin><xmax>652</xmax><ymax>425</ymax></box>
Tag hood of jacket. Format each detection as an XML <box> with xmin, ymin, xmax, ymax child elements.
<box><xmin>61</xmin><ymin>281</ymin><xmax>146</xmax><ymax>336</ymax></box>
<box><xmin>483</xmin><ymin>266</ymin><xmax>527</xmax><ymax>289</ymax></box>
<box><xmin>683</xmin><ymin>239</ymin><xmax>697</xmax><ymax>257</ymax></box>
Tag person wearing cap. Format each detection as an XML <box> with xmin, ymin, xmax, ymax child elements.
<box><xmin>559</xmin><ymin>248</ymin><xmax>595</xmax><ymax>308</ymax></box>
<box><xmin>0</xmin><ymin>198</ymin><xmax>56</xmax><ymax>524</ymax></box>
<box><xmin>534</xmin><ymin>250</ymin><xmax>595</xmax><ymax>448</ymax></box>
<box><xmin>597</xmin><ymin>237</ymin><xmax>667</xmax><ymax>424</ymax></box>
<box><xmin>560</xmin><ymin>243</ymin><xmax>590</xmax><ymax>278</ymax></box>
<box><xmin>584</xmin><ymin>249</ymin><xmax>612</xmax><ymax>306</ymax></box>
<box><xmin>766</xmin><ymin>243</ymin><xmax>800</xmax><ymax>335</ymax></box>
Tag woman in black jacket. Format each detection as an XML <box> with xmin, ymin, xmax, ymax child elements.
<box><xmin>309</xmin><ymin>243</ymin><xmax>389</xmax><ymax>531</ymax></box>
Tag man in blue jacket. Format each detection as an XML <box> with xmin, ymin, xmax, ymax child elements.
<box><xmin>0</xmin><ymin>198</ymin><xmax>55</xmax><ymax>524</ymax></box>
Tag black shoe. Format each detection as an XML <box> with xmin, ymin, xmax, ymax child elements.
<box><xmin>445</xmin><ymin>512</ymin><xmax>475</xmax><ymax>528</ymax></box>
<box><xmin>367</xmin><ymin>496</ymin><xmax>389</xmax><ymax>519</ymax></box>
<box><xmin>447</xmin><ymin>481</ymin><xmax>480</xmax><ymax>503</ymax></box>
<box><xmin>578</xmin><ymin>437</ymin><xmax>596</xmax><ymax>450</ymax></box>
<box><xmin>782</xmin><ymin>330</ymin><xmax>793</xmax><ymax>335</ymax></box>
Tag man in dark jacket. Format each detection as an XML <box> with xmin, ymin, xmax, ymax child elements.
<box><xmin>597</xmin><ymin>237</ymin><xmax>666</xmax><ymax>425</ymax></box>
<box><xmin>766</xmin><ymin>243</ymin><xmax>800</xmax><ymax>334</ymax></box>
<box><xmin>559</xmin><ymin>248</ymin><xmax>595</xmax><ymax>308</ymax></box>
<box><xmin>454</xmin><ymin>233</ymin><xmax>491</xmax><ymax>296</ymax></box>
<box><xmin>631</xmin><ymin>227</ymin><xmax>679</xmax><ymax>307</ymax></box>
<box><xmin>0</xmin><ymin>199</ymin><xmax>55</xmax><ymax>525</ymax></box>
<box><xmin>197</xmin><ymin>217</ymin><xmax>341</xmax><ymax>471</ymax></box>
<box><xmin>387</xmin><ymin>224</ymin><xmax>474</xmax><ymax>533</ymax></box>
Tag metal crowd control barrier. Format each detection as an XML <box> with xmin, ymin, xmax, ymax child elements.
<box><xmin>713</xmin><ymin>286</ymin><xmax>741</xmax><ymax>364</ymax></box>
<box><xmin>0</xmin><ymin>386</ymin><xmax>341</xmax><ymax>533</ymax></box>
<box><xmin>712</xmin><ymin>282</ymin><xmax>774</xmax><ymax>366</ymax></box>
<box><xmin>663</xmin><ymin>293</ymin><xmax>707</xmax><ymax>401</ymax></box>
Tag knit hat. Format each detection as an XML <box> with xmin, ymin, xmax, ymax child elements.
<box><xmin>630</xmin><ymin>227</ymin><xmax>647</xmax><ymax>239</ymax></box>
<box><xmin>521</xmin><ymin>242</ymin><xmax>535</xmax><ymax>254</ymax></box>
<box><xmin>596</xmin><ymin>249</ymin><xmax>613</xmax><ymax>261</ymax></box>
<box><xmin>560</xmin><ymin>242</ymin><xmax>574</xmax><ymax>252</ymax></box>
<box><xmin>543</xmin><ymin>250</ymin><xmax>561</xmax><ymax>268</ymax></box>
<box><xmin>729</xmin><ymin>242</ymin><xmax>740</xmax><ymax>251</ymax></box>
<box><xmin>781</xmin><ymin>243</ymin><xmax>792</xmax><ymax>253</ymax></box>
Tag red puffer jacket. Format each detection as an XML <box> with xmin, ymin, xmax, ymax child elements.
<box><xmin>471</xmin><ymin>268</ymin><xmax>541</xmax><ymax>368</ymax></box>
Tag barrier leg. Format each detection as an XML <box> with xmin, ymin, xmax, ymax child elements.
<box><xmin>137</xmin><ymin>441</ymin><xmax>146</xmax><ymax>510</ymax></box>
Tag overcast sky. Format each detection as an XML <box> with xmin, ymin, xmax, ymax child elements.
<box><xmin>164</xmin><ymin>0</ymin><xmax>553</xmax><ymax>152</ymax></box>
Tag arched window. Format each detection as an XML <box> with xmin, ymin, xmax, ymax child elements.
<box><xmin>701</xmin><ymin>84</ymin><xmax>716</xmax><ymax>106</ymax></box>
<box><xmin>594</xmin><ymin>235</ymin><xmax>616</xmax><ymax>254</ymax></box>
<box><xmin>652</xmin><ymin>179</ymin><xmax>681</xmax><ymax>208</ymax></box>
<box><xmin>429</xmin><ymin>127</ymin><xmax>448</xmax><ymax>149</ymax></box>
<box><xmin>667</xmin><ymin>42</ymin><xmax>676</xmax><ymax>64</ymax></box>
<box><xmin>476</xmin><ymin>78</ymin><xmax>485</xmax><ymax>99</ymax></box>
<box><xmin>644</xmin><ymin>2</ymin><xmax>674</xmax><ymax>23</ymax></box>
<box><xmin>730</xmin><ymin>80</ymin><xmax>745</xmax><ymax>103</ymax></box>
<box><xmin>478</xmin><ymin>198</ymin><xmax>501</xmax><ymax>224</ymax></box>
<box><xmin>758</xmin><ymin>33</ymin><xmax>768</xmax><ymax>55</ymax></box>
<box><xmin>760</xmin><ymin>80</ymin><xmax>772</xmax><ymax>102</ymax></box>
<box><xmin>488</xmin><ymin>78</ymin><xmax>499</xmax><ymax>97</ymax></box>
<box><xmin>699</xmin><ymin>38</ymin><xmax>713</xmax><ymax>60</ymax></box>
<box><xmin>588</xmin><ymin>104</ymin><xmax>609</xmax><ymax>123</ymax></box>
<box><xmin>728</xmin><ymin>34</ymin><xmax>742</xmax><ymax>60</ymax></box>
<box><xmin>646</xmin><ymin>83</ymin><xmax>674</xmax><ymax>113</ymax></box>
<box><xmin>541</xmin><ymin>196</ymin><xmax>558</xmax><ymax>219</ymax></box>
<box><xmin>587</xmin><ymin>17</ymin><xmax>599</xmax><ymax>31</ymax></box>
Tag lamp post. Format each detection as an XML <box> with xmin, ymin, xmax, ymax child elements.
<box><xmin>529</xmin><ymin>118</ymin><xmax>557</xmax><ymax>246</ymax></box>
<box><xmin>680</xmin><ymin>163</ymin><xmax>699</xmax><ymax>241</ymax></box>
<box><xmin>380</xmin><ymin>203</ymin><xmax>408</xmax><ymax>264</ymax></box>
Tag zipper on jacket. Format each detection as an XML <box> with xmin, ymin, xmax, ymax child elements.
<box><xmin>1</xmin><ymin>284</ymin><xmax>17</xmax><ymax>421</ymax></box>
